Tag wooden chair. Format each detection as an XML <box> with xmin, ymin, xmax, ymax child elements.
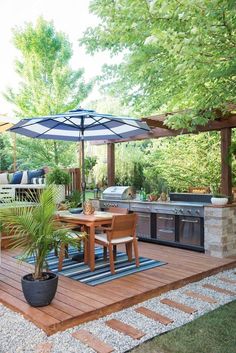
<box><xmin>107</xmin><ymin>207</ymin><xmax>128</xmax><ymax>257</ymax></box>
<box><xmin>55</xmin><ymin>222</ymin><xmax>87</xmax><ymax>271</ymax></box>
<box><xmin>94</xmin><ymin>214</ymin><xmax>139</xmax><ymax>274</ymax></box>
<box><xmin>107</xmin><ymin>207</ymin><xmax>128</xmax><ymax>214</ymax></box>
<box><xmin>57</xmin><ymin>230</ymin><xmax>87</xmax><ymax>271</ymax></box>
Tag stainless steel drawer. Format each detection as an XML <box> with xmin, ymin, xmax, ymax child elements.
<box><xmin>130</xmin><ymin>203</ymin><xmax>152</xmax><ymax>213</ymax></box>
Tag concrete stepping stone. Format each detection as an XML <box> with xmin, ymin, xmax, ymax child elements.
<box><xmin>106</xmin><ymin>319</ymin><xmax>145</xmax><ymax>339</ymax></box>
<box><xmin>135</xmin><ymin>306</ymin><xmax>174</xmax><ymax>325</ymax></box>
<box><xmin>35</xmin><ymin>342</ymin><xmax>53</xmax><ymax>353</ymax></box>
<box><xmin>72</xmin><ymin>329</ymin><xmax>114</xmax><ymax>353</ymax></box>
<box><xmin>184</xmin><ymin>290</ymin><xmax>217</xmax><ymax>304</ymax></box>
<box><xmin>160</xmin><ymin>298</ymin><xmax>197</xmax><ymax>314</ymax></box>
<box><xmin>203</xmin><ymin>284</ymin><xmax>236</xmax><ymax>296</ymax></box>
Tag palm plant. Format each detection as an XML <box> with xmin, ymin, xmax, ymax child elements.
<box><xmin>0</xmin><ymin>186</ymin><xmax>85</xmax><ymax>280</ymax></box>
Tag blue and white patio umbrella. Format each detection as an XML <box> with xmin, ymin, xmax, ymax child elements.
<box><xmin>9</xmin><ymin>109</ymin><xmax>150</xmax><ymax>201</ymax></box>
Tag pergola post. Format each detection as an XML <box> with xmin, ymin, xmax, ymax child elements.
<box><xmin>221</xmin><ymin>128</ymin><xmax>232</xmax><ymax>199</ymax></box>
<box><xmin>107</xmin><ymin>143</ymin><xmax>115</xmax><ymax>186</ymax></box>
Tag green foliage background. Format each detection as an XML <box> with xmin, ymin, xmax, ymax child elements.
<box><xmin>4</xmin><ymin>17</ymin><xmax>92</xmax><ymax>169</ymax></box>
<box><xmin>1</xmin><ymin>5</ymin><xmax>235</xmax><ymax>192</ymax></box>
<box><xmin>81</xmin><ymin>0</ymin><xmax>236</xmax><ymax>129</ymax></box>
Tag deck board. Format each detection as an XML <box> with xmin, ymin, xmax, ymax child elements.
<box><xmin>0</xmin><ymin>242</ymin><xmax>235</xmax><ymax>335</ymax></box>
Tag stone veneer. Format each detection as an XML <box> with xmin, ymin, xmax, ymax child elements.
<box><xmin>204</xmin><ymin>205</ymin><xmax>236</xmax><ymax>258</ymax></box>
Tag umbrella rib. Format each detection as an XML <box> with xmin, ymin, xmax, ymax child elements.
<box><xmin>10</xmin><ymin>116</ymin><xmax>64</xmax><ymax>131</ymax></box>
<box><xmin>85</xmin><ymin>115</ymin><xmax>150</xmax><ymax>133</ymax></box>
<box><xmin>11</xmin><ymin>116</ymin><xmax>81</xmax><ymax>139</ymax></box>
<box><xmin>87</xmin><ymin>116</ymin><xmax>124</xmax><ymax>138</ymax></box>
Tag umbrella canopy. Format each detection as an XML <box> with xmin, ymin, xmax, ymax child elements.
<box><xmin>0</xmin><ymin>115</ymin><xmax>19</xmax><ymax>133</ymax></box>
<box><xmin>9</xmin><ymin>108</ymin><xmax>150</xmax><ymax>201</ymax></box>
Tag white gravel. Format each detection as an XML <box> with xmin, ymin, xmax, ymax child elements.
<box><xmin>0</xmin><ymin>268</ymin><xmax>235</xmax><ymax>353</ymax></box>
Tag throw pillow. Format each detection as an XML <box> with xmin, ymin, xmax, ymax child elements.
<box><xmin>8</xmin><ymin>173</ymin><xmax>13</xmax><ymax>183</ymax></box>
<box><xmin>11</xmin><ymin>171</ymin><xmax>23</xmax><ymax>184</ymax></box>
<box><xmin>31</xmin><ymin>177</ymin><xmax>45</xmax><ymax>185</ymax></box>
<box><xmin>28</xmin><ymin>169</ymin><xmax>45</xmax><ymax>184</ymax></box>
<box><xmin>21</xmin><ymin>170</ymin><xmax>28</xmax><ymax>184</ymax></box>
<box><xmin>0</xmin><ymin>172</ymin><xmax>9</xmax><ymax>184</ymax></box>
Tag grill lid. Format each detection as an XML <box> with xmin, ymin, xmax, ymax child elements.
<box><xmin>102</xmin><ymin>186</ymin><xmax>135</xmax><ymax>200</ymax></box>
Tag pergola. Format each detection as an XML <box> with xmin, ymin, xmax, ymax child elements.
<box><xmin>104</xmin><ymin>105</ymin><xmax>236</xmax><ymax>198</ymax></box>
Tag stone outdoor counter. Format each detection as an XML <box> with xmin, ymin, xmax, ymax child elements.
<box><xmin>204</xmin><ymin>204</ymin><xmax>236</xmax><ymax>258</ymax></box>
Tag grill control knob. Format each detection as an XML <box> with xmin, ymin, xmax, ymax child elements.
<box><xmin>179</xmin><ymin>209</ymin><xmax>184</xmax><ymax>214</ymax></box>
<box><xmin>187</xmin><ymin>209</ymin><xmax>192</xmax><ymax>215</ymax></box>
<box><xmin>174</xmin><ymin>208</ymin><xmax>178</xmax><ymax>214</ymax></box>
<box><xmin>195</xmin><ymin>210</ymin><xmax>200</xmax><ymax>215</ymax></box>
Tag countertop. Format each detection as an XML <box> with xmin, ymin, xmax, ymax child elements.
<box><xmin>99</xmin><ymin>199</ymin><xmax>210</xmax><ymax>207</ymax></box>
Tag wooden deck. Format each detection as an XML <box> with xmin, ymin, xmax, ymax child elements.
<box><xmin>0</xmin><ymin>242</ymin><xmax>235</xmax><ymax>335</ymax></box>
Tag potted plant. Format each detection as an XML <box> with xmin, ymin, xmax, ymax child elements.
<box><xmin>46</xmin><ymin>167</ymin><xmax>71</xmax><ymax>204</ymax></box>
<box><xmin>148</xmin><ymin>192</ymin><xmax>159</xmax><ymax>202</ymax></box>
<box><xmin>0</xmin><ymin>186</ymin><xmax>82</xmax><ymax>307</ymax></box>
<box><xmin>211</xmin><ymin>193</ymin><xmax>228</xmax><ymax>206</ymax></box>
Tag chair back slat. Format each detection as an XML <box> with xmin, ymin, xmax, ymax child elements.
<box><xmin>107</xmin><ymin>207</ymin><xmax>128</xmax><ymax>214</ymax></box>
<box><xmin>109</xmin><ymin>214</ymin><xmax>137</xmax><ymax>240</ymax></box>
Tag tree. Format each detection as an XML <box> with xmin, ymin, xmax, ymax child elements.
<box><xmin>144</xmin><ymin>132</ymin><xmax>221</xmax><ymax>192</ymax></box>
<box><xmin>0</xmin><ymin>134</ymin><xmax>13</xmax><ymax>170</ymax></box>
<box><xmin>81</xmin><ymin>0</ymin><xmax>236</xmax><ymax>129</ymax></box>
<box><xmin>5</xmin><ymin>17</ymin><xmax>92</xmax><ymax>167</ymax></box>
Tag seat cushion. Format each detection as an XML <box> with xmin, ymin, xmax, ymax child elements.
<box><xmin>95</xmin><ymin>233</ymin><xmax>133</xmax><ymax>244</ymax></box>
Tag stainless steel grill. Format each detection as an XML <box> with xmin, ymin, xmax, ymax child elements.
<box><xmin>102</xmin><ymin>186</ymin><xmax>135</xmax><ymax>200</ymax></box>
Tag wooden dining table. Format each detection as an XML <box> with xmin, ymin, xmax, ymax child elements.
<box><xmin>56</xmin><ymin>210</ymin><xmax>115</xmax><ymax>271</ymax></box>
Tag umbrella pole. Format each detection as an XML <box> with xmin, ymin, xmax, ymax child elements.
<box><xmin>81</xmin><ymin>135</ymin><xmax>86</xmax><ymax>203</ymax></box>
<box><xmin>13</xmin><ymin>133</ymin><xmax>17</xmax><ymax>171</ymax></box>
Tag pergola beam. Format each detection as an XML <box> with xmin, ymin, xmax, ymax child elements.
<box><xmin>97</xmin><ymin>106</ymin><xmax>235</xmax><ymax>197</ymax></box>
<box><xmin>116</xmin><ymin>114</ymin><xmax>236</xmax><ymax>143</ymax></box>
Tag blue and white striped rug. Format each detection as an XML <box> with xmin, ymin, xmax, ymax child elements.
<box><xmin>24</xmin><ymin>247</ymin><xmax>166</xmax><ymax>286</ymax></box>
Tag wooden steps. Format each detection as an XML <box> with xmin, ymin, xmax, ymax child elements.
<box><xmin>135</xmin><ymin>306</ymin><xmax>173</xmax><ymax>325</ymax></box>
<box><xmin>106</xmin><ymin>319</ymin><xmax>145</xmax><ymax>339</ymax></box>
<box><xmin>72</xmin><ymin>329</ymin><xmax>114</xmax><ymax>353</ymax></box>
<box><xmin>160</xmin><ymin>298</ymin><xmax>197</xmax><ymax>314</ymax></box>
<box><xmin>184</xmin><ymin>290</ymin><xmax>217</xmax><ymax>304</ymax></box>
<box><xmin>0</xmin><ymin>242</ymin><xmax>235</xmax><ymax>335</ymax></box>
<box><xmin>35</xmin><ymin>342</ymin><xmax>53</xmax><ymax>353</ymax></box>
<box><xmin>203</xmin><ymin>284</ymin><xmax>236</xmax><ymax>296</ymax></box>
<box><xmin>218</xmin><ymin>276</ymin><xmax>236</xmax><ymax>285</ymax></box>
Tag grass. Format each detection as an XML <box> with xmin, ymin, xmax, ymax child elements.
<box><xmin>130</xmin><ymin>300</ymin><xmax>236</xmax><ymax>353</ymax></box>
<box><xmin>85</xmin><ymin>190</ymin><xmax>95</xmax><ymax>200</ymax></box>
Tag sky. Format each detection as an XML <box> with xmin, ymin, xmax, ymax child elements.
<box><xmin>0</xmin><ymin>0</ymin><xmax>117</xmax><ymax>116</ymax></box>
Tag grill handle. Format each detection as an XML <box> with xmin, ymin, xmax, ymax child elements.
<box><xmin>157</xmin><ymin>216</ymin><xmax>174</xmax><ymax>221</ymax></box>
<box><xmin>131</xmin><ymin>206</ymin><xmax>151</xmax><ymax>212</ymax></box>
<box><xmin>180</xmin><ymin>219</ymin><xmax>199</xmax><ymax>223</ymax></box>
<box><xmin>158</xmin><ymin>229</ymin><xmax>174</xmax><ymax>233</ymax></box>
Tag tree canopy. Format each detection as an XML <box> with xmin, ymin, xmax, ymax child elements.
<box><xmin>81</xmin><ymin>0</ymin><xmax>236</xmax><ymax>129</ymax></box>
<box><xmin>5</xmin><ymin>17</ymin><xmax>92</xmax><ymax>168</ymax></box>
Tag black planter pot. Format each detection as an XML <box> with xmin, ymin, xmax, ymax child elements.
<box><xmin>21</xmin><ymin>272</ymin><xmax>58</xmax><ymax>307</ymax></box>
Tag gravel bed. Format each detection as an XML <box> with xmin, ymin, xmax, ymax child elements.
<box><xmin>0</xmin><ymin>268</ymin><xmax>235</xmax><ymax>353</ymax></box>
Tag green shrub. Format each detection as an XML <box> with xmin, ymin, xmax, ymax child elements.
<box><xmin>46</xmin><ymin>168</ymin><xmax>71</xmax><ymax>185</ymax></box>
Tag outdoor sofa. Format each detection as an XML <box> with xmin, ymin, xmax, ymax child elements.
<box><xmin>0</xmin><ymin>168</ymin><xmax>46</xmax><ymax>202</ymax></box>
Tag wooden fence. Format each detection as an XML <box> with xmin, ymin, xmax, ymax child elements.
<box><xmin>65</xmin><ymin>167</ymin><xmax>81</xmax><ymax>196</ymax></box>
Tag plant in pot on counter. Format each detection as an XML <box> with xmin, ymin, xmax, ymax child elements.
<box><xmin>148</xmin><ymin>192</ymin><xmax>159</xmax><ymax>202</ymax></box>
<box><xmin>46</xmin><ymin>167</ymin><xmax>71</xmax><ymax>204</ymax></box>
<box><xmin>0</xmin><ymin>186</ymin><xmax>84</xmax><ymax>307</ymax></box>
<box><xmin>211</xmin><ymin>192</ymin><xmax>228</xmax><ymax>206</ymax></box>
